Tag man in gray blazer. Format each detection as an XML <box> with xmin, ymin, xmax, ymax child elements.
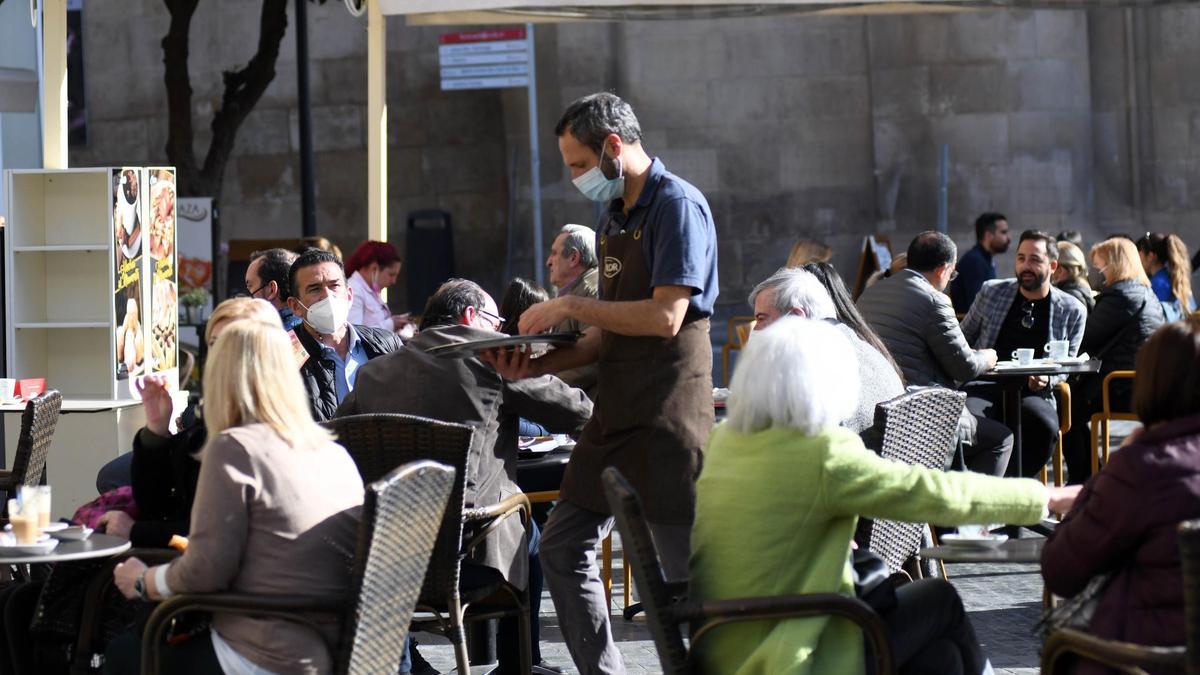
<box><xmin>858</xmin><ymin>231</ymin><xmax>1014</xmax><ymax>477</ymax></box>
<box><xmin>338</xmin><ymin>278</ymin><xmax>592</xmax><ymax>674</ymax></box>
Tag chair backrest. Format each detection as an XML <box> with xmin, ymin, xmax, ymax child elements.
<box><xmin>857</xmin><ymin>388</ymin><xmax>966</xmax><ymax>573</ymax></box>
<box><xmin>10</xmin><ymin>390</ymin><xmax>63</xmax><ymax>487</ymax></box>
<box><xmin>322</xmin><ymin>413</ymin><xmax>474</xmax><ymax>608</ymax></box>
<box><xmin>1179</xmin><ymin>520</ymin><xmax>1200</xmax><ymax>675</ymax></box>
<box><xmin>602</xmin><ymin>467</ymin><xmax>690</xmax><ymax>675</ymax></box>
<box><xmin>338</xmin><ymin>460</ymin><xmax>456</xmax><ymax>675</ymax></box>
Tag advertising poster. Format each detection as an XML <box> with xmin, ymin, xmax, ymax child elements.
<box><xmin>113</xmin><ymin>168</ymin><xmax>144</xmax><ymax>380</ymax></box>
<box><xmin>177</xmin><ymin>197</ymin><xmax>213</xmax><ymax>349</ymax></box>
<box><xmin>148</xmin><ymin>168</ymin><xmax>178</xmax><ymax>375</ymax></box>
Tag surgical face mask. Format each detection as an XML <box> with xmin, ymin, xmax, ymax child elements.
<box><xmin>299</xmin><ymin>294</ymin><xmax>350</xmax><ymax>334</ymax></box>
<box><xmin>572</xmin><ymin>144</ymin><xmax>624</xmax><ymax>202</ymax></box>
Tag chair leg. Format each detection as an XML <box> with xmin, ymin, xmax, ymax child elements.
<box><xmin>1039</xmin><ymin>466</ymin><xmax>1048</xmax><ymax>485</ymax></box>
<box><xmin>602</xmin><ymin>533</ymin><xmax>613</xmax><ymax>610</ymax></box>
<box><xmin>1054</xmin><ymin>431</ymin><xmax>1065</xmax><ymax>487</ymax></box>
<box><xmin>1102</xmin><ymin>417</ymin><xmax>1111</xmax><ymax>466</ymax></box>
<box><xmin>623</xmin><ymin>547</ymin><xmax>633</xmax><ymax>609</ymax></box>
<box><xmin>1090</xmin><ymin>414</ymin><xmax>1101</xmax><ymax>476</ymax></box>
<box><xmin>518</xmin><ymin>595</ymin><xmax>533</xmax><ymax>675</ymax></box>
<box><xmin>447</xmin><ymin>596</ymin><xmax>471</xmax><ymax>675</ymax></box>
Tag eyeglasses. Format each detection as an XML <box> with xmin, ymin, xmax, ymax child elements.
<box><xmin>478</xmin><ymin>308</ymin><xmax>505</xmax><ymax>329</ymax></box>
<box><xmin>949</xmin><ymin>269</ymin><xmax>960</xmax><ymax>282</ymax></box>
<box><xmin>240</xmin><ymin>284</ymin><xmax>266</xmax><ymax>298</ymax></box>
<box><xmin>1021</xmin><ymin>301</ymin><xmax>1035</xmax><ymax>329</ymax></box>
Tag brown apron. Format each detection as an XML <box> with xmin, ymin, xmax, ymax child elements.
<box><xmin>558</xmin><ymin>194</ymin><xmax>714</xmax><ymax>525</ymax></box>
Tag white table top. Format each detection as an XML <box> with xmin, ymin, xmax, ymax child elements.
<box><xmin>0</xmin><ymin>532</ymin><xmax>130</xmax><ymax>564</ymax></box>
<box><xmin>0</xmin><ymin>398</ymin><xmax>145</xmax><ymax>413</ymax></box>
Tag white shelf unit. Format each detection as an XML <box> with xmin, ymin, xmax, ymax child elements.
<box><xmin>6</xmin><ymin>169</ymin><xmax>117</xmax><ymax>399</ymax></box>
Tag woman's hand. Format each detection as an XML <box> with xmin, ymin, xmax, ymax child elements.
<box><xmin>113</xmin><ymin>557</ymin><xmax>147</xmax><ymax>599</ymax></box>
<box><xmin>135</xmin><ymin>375</ymin><xmax>174</xmax><ymax>436</ymax></box>
<box><xmin>390</xmin><ymin>313</ymin><xmax>411</xmax><ymax>331</ymax></box>
<box><xmin>1047</xmin><ymin>485</ymin><xmax>1083</xmax><ymax>516</ymax></box>
<box><xmin>97</xmin><ymin>510</ymin><xmax>135</xmax><ymax>539</ymax></box>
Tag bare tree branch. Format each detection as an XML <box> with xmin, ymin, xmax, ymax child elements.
<box><xmin>161</xmin><ymin>0</ymin><xmax>202</xmax><ymax>194</ymax></box>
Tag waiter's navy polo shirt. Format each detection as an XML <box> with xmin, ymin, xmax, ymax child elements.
<box><xmin>599</xmin><ymin>157</ymin><xmax>719</xmax><ymax>318</ymax></box>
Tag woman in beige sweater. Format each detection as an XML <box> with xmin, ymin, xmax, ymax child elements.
<box><xmin>105</xmin><ymin>319</ymin><xmax>364</xmax><ymax>675</ymax></box>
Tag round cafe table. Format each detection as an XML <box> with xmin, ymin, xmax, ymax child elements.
<box><xmin>920</xmin><ymin>537</ymin><xmax>1044</xmax><ymax>564</ymax></box>
<box><xmin>0</xmin><ymin>533</ymin><xmax>130</xmax><ymax>564</ymax></box>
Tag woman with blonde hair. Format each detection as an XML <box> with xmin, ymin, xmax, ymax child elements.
<box><xmin>785</xmin><ymin>238</ymin><xmax>833</xmax><ymax>268</ymax></box>
<box><xmin>691</xmin><ymin>317</ymin><xmax>1078</xmax><ymax>675</ymax></box>
<box><xmin>1052</xmin><ymin>240</ymin><xmax>1095</xmax><ymax>314</ymax></box>
<box><xmin>1137</xmin><ymin>232</ymin><xmax>1195</xmax><ymax>321</ymax></box>
<box><xmin>1060</xmin><ymin>237</ymin><xmax>1165</xmax><ymax>484</ymax></box>
<box><xmin>105</xmin><ymin>319</ymin><xmax>364</xmax><ymax>675</ymax></box>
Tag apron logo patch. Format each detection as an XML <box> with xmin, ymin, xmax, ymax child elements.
<box><xmin>604</xmin><ymin>256</ymin><xmax>622</xmax><ymax>278</ymax></box>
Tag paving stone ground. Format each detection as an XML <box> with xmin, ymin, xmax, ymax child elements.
<box><xmin>411</xmin><ymin>534</ymin><xmax>1049</xmax><ymax>674</ymax></box>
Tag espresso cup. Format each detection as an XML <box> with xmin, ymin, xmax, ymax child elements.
<box><xmin>1044</xmin><ymin>340</ymin><xmax>1069</xmax><ymax>361</ymax></box>
<box><xmin>1012</xmin><ymin>348</ymin><xmax>1036</xmax><ymax>365</ymax></box>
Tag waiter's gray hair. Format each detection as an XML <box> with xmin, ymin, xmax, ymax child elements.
<box><xmin>748</xmin><ymin>267</ymin><xmax>836</xmax><ymax>320</ymax></box>
<box><xmin>559</xmin><ymin>224</ymin><xmax>598</xmax><ymax>269</ymax></box>
<box><xmin>727</xmin><ymin>316</ymin><xmax>859</xmax><ymax>436</ymax></box>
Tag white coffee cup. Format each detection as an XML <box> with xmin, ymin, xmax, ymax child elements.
<box><xmin>1012</xmin><ymin>348</ymin><xmax>1036</xmax><ymax>365</ymax></box>
<box><xmin>0</xmin><ymin>379</ymin><xmax>15</xmax><ymax>402</ymax></box>
<box><xmin>1044</xmin><ymin>340</ymin><xmax>1069</xmax><ymax>361</ymax></box>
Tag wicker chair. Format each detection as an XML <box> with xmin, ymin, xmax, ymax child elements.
<box><xmin>0</xmin><ymin>390</ymin><xmax>63</xmax><ymax>515</ymax></box>
<box><xmin>602</xmin><ymin>467</ymin><xmax>894</xmax><ymax>675</ymax></box>
<box><xmin>855</xmin><ymin>388</ymin><xmax>966</xmax><ymax>577</ymax></box>
<box><xmin>140</xmin><ymin>460</ymin><xmax>455</xmax><ymax>675</ymax></box>
<box><xmin>323</xmin><ymin>413</ymin><xmax>532</xmax><ymax>674</ymax></box>
<box><xmin>1041</xmin><ymin>518</ymin><xmax>1200</xmax><ymax>674</ymax></box>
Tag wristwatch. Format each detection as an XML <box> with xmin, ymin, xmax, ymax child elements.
<box><xmin>134</xmin><ymin>569</ymin><xmax>148</xmax><ymax>600</ymax></box>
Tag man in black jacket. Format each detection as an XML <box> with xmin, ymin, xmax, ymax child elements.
<box><xmin>288</xmin><ymin>248</ymin><xmax>402</xmax><ymax>421</ymax></box>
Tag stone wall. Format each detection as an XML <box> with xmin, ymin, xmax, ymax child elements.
<box><xmin>68</xmin><ymin>2</ymin><xmax>1200</xmax><ymax>311</ymax></box>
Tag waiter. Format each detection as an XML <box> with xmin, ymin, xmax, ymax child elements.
<box><xmin>486</xmin><ymin>92</ymin><xmax>718</xmax><ymax>674</ymax></box>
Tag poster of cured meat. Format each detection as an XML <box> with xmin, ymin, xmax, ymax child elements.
<box><xmin>112</xmin><ymin>167</ymin><xmax>144</xmax><ymax>380</ymax></box>
<box><xmin>147</xmin><ymin>168</ymin><xmax>178</xmax><ymax>375</ymax></box>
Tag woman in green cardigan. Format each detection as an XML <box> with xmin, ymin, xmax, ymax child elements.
<box><xmin>690</xmin><ymin>317</ymin><xmax>1079</xmax><ymax>675</ymax></box>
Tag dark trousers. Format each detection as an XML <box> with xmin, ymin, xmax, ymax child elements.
<box><xmin>965</xmin><ymin>383</ymin><xmax>1059</xmax><ymax>478</ymax></box>
<box><xmin>874</xmin><ymin>579</ymin><xmax>989</xmax><ymax>675</ymax></box>
<box><xmin>962</xmin><ymin>412</ymin><xmax>1015</xmax><ymax>478</ymax></box>
<box><xmin>102</xmin><ymin>628</ymin><xmax>222</xmax><ymax>675</ymax></box>
<box><xmin>0</xmin><ymin>581</ymin><xmax>43</xmax><ymax>675</ymax></box>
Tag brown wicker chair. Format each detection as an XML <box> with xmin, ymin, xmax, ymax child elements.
<box><xmin>139</xmin><ymin>460</ymin><xmax>455</xmax><ymax>675</ymax></box>
<box><xmin>323</xmin><ymin>413</ymin><xmax>532</xmax><ymax>674</ymax></box>
<box><xmin>855</xmin><ymin>388</ymin><xmax>966</xmax><ymax>578</ymax></box>
<box><xmin>1041</xmin><ymin>518</ymin><xmax>1200</xmax><ymax>674</ymax></box>
<box><xmin>0</xmin><ymin>390</ymin><xmax>63</xmax><ymax>515</ymax></box>
<box><xmin>602</xmin><ymin>467</ymin><xmax>894</xmax><ymax>675</ymax></box>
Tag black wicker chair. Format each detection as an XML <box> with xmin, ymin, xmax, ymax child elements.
<box><xmin>1041</xmin><ymin>518</ymin><xmax>1200</xmax><ymax>674</ymax></box>
<box><xmin>856</xmin><ymin>388</ymin><xmax>966</xmax><ymax>578</ymax></box>
<box><xmin>323</xmin><ymin>413</ymin><xmax>532</xmax><ymax>674</ymax></box>
<box><xmin>0</xmin><ymin>390</ymin><xmax>63</xmax><ymax>515</ymax></box>
<box><xmin>140</xmin><ymin>460</ymin><xmax>454</xmax><ymax>675</ymax></box>
<box><xmin>602</xmin><ymin>467</ymin><xmax>894</xmax><ymax>675</ymax></box>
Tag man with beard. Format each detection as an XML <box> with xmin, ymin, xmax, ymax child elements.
<box><xmin>960</xmin><ymin>230</ymin><xmax>1086</xmax><ymax>477</ymax></box>
<box><xmin>950</xmin><ymin>212</ymin><xmax>1011</xmax><ymax>314</ymax></box>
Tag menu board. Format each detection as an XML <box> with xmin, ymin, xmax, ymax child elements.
<box><xmin>147</xmin><ymin>168</ymin><xmax>178</xmax><ymax>375</ymax></box>
<box><xmin>112</xmin><ymin>167</ymin><xmax>145</xmax><ymax>380</ymax></box>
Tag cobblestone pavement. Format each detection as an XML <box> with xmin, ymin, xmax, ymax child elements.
<box><xmin>411</xmin><ymin>537</ymin><xmax>1048</xmax><ymax>674</ymax></box>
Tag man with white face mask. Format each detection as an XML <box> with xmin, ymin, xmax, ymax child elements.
<box><xmin>287</xmin><ymin>248</ymin><xmax>402</xmax><ymax>421</ymax></box>
<box><xmin>484</xmin><ymin>92</ymin><xmax>719</xmax><ymax>675</ymax></box>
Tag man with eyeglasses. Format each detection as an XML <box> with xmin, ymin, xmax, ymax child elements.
<box><xmin>960</xmin><ymin>230</ymin><xmax>1087</xmax><ymax>477</ymax></box>
<box><xmin>244</xmin><ymin>248</ymin><xmax>302</xmax><ymax>330</ymax></box>
<box><xmin>339</xmin><ymin>278</ymin><xmax>592</xmax><ymax>675</ymax></box>
<box><xmin>858</xmin><ymin>231</ymin><xmax>1014</xmax><ymax>477</ymax></box>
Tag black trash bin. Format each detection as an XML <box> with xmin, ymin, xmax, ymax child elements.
<box><xmin>406</xmin><ymin>210</ymin><xmax>455</xmax><ymax>313</ymax></box>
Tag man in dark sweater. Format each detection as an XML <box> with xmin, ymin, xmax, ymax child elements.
<box><xmin>949</xmin><ymin>212</ymin><xmax>1011</xmax><ymax>314</ymax></box>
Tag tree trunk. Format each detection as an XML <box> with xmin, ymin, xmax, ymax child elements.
<box><xmin>162</xmin><ymin>0</ymin><xmax>290</xmax><ymax>203</ymax></box>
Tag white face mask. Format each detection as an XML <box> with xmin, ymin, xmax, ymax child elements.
<box><xmin>572</xmin><ymin>144</ymin><xmax>624</xmax><ymax>202</ymax></box>
<box><xmin>299</xmin><ymin>294</ymin><xmax>350</xmax><ymax>335</ymax></box>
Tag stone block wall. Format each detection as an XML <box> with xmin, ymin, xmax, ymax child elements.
<box><xmin>67</xmin><ymin>2</ymin><xmax>1200</xmax><ymax>312</ymax></box>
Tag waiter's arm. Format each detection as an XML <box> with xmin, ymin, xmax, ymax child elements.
<box><xmin>519</xmin><ymin>285</ymin><xmax>692</xmax><ymax>338</ymax></box>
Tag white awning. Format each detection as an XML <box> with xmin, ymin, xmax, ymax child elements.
<box><xmin>0</xmin><ymin>67</ymin><xmax>37</xmax><ymax>114</ymax></box>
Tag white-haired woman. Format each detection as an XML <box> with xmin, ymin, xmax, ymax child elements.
<box><xmin>104</xmin><ymin>320</ymin><xmax>364</xmax><ymax>675</ymax></box>
<box><xmin>690</xmin><ymin>317</ymin><xmax>1079</xmax><ymax>675</ymax></box>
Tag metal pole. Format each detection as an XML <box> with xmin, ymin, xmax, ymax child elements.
<box><xmin>526</xmin><ymin>23</ymin><xmax>544</xmax><ymax>287</ymax></box>
<box><xmin>937</xmin><ymin>144</ymin><xmax>949</xmax><ymax>234</ymax></box>
<box><xmin>295</xmin><ymin>0</ymin><xmax>317</xmax><ymax>237</ymax></box>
